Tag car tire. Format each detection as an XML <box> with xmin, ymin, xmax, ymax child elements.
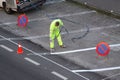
<box><xmin>3</xmin><ymin>3</ymin><xmax>13</xmax><ymax>14</ymax></box>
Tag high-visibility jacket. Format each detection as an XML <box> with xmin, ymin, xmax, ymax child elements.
<box><xmin>49</xmin><ymin>19</ymin><xmax>64</xmax><ymax>48</ymax></box>
<box><xmin>50</xmin><ymin>19</ymin><xmax>64</xmax><ymax>40</ymax></box>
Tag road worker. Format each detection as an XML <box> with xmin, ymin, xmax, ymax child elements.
<box><xmin>49</xmin><ymin>19</ymin><xmax>66</xmax><ymax>52</ymax></box>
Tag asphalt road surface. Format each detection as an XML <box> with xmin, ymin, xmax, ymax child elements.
<box><xmin>0</xmin><ymin>25</ymin><xmax>107</xmax><ymax>80</ymax></box>
<box><xmin>1</xmin><ymin>0</ymin><xmax>119</xmax><ymax>80</ymax></box>
<box><xmin>69</xmin><ymin>0</ymin><xmax>120</xmax><ymax>15</ymax></box>
<box><xmin>0</xmin><ymin>27</ymin><xmax>89</xmax><ymax>80</ymax></box>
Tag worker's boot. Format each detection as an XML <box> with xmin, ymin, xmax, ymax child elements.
<box><xmin>50</xmin><ymin>48</ymin><xmax>55</xmax><ymax>53</ymax></box>
<box><xmin>60</xmin><ymin>45</ymin><xmax>66</xmax><ymax>48</ymax></box>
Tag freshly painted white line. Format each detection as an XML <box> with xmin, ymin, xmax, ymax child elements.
<box><xmin>0</xmin><ymin>34</ymin><xmax>89</xmax><ymax>80</ymax></box>
<box><xmin>51</xmin><ymin>47</ymin><xmax>96</xmax><ymax>54</ymax></box>
<box><xmin>102</xmin><ymin>72</ymin><xmax>120</xmax><ymax>80</ymax></box>
<box><xmin>72</xmin><ymin>66</ymin><xmax>120</xmax><ymax>73</ymax></box>
<box><xmin>0</xmin><ymin>11</ymin><xmax>95</xmax><ymax>26</ymax></box>
<box><xmin>24</xmin><ymin>57</ymin><xmax>40</xmax><ymax>66</ymax></box>
<box><xmin>51</xmin><ymin>71</ymin><xmax>68</xmax><ymax>80</ymax></box>
<box><xmin>0</xmin><ymin>24</ymin><xmax>119</xmax><ymax>41</ymax></box>
<box><xmin>110</xmin><ymin>44</ymin><xmax>120</xmax><ymax>47</ymax></box>
<box><xmin>51</xmin><ymin>43</ymin><xmax>120</xmax><ymax>55</ymax></box>
<box><xmin>0</xmin><ymin>45</ymin><xmax>14</xmax><ymax>52</ymax></box>
<box><xmin>0</xmin><ymin>22</ymin><xmax>16</xmax><ymax>25</ymax></box>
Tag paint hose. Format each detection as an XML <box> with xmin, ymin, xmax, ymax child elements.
<box><xmin>43</xmin><ymin>12</ymin><xmax>90</xmax><ymax>42</ymax></box>
<box><xmin>71</xmin><ymin>25</ymin><xmax>89</xmax><ymax>43</ymax></box>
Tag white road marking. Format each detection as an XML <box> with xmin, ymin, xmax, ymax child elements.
<box><xmin>49</xmin><ymin>11</ymin><xmax>96</xmax><ymax>18</ymax></box>
<box><xmin>29</xmin><ymin>11</ymin><xmax>96</xmax><ymax>22</ymax></box>
<box><xmin>69</xmin><ymin>24</ymin><xmax>120</xmax><ymax>34</ymax></box>
<box><xmin>51</xmin><ymin>47</ymin><xmax>95</xmax><ymax>54</ymax></box>
<box><xmin>27</xmin><ymin>53</ymin><xmax>35</xmax><ymax>55</ymax></box>
<box><xmin>0</xmin><ymin>11</ymin><xmax>95</xmax><ymax>26</ymax></box>
<box><xmin>0</xmin><ymin>45</ymin><xmax>14</xmax><ymax>52</ymax></box>
<box><xmin>72</xmin><ymin>66</ymin><xmax>120</xmax><ymax>73</ymax></box>
<box><xmin>51</xmin><ymin>71</ymin><xmax>68</xmax><ymax>80</ymax></box>
<box><xmin>27</xmin><ymin>53</ymin><xmax>49</xmax><ymax>55</ymax></box>
<box><xmin>45</xmin><ymin>0</ymin><xmax>65</xmax><ymax>5</ymax></box>
<box><xmin>0</xmin><ymin>22</ymin><xmax>16</xmax><ymax>25</ymax></box>
<box><xmin>51</xmin><ymin>43</ymin><xmax>120</xmax><ymax>55</ymax></box>
<box><xmin>24</xmin><ymin>57</ymin><xmax>40</xmax><ymax>66</ymax></box>
<box><xmin>102</xmin><ymin>72</ymin><xmax>120</xmax><ymax>80</ymax></box>
<box><xmin>0</xmin><ymin>24</ymin><xmax>119</xmax><ymax>41</ymax></box>
<box><xmin>109</xmin><ymin>44</ymin><xmax>120</xmax><ymax>47</ymax></box>
<box><xmin>111</xmin><ymin>46</ymin><xmax>120</xmax><ymax>51</ymax></box>
<box><xmin>0</xmin><ymin>35</ymin><xmax>48</xmax><ymax>41</ymax></box>
<box><xmin>0</xmin><ymin>34</ymin><xmax>89</xmax><ymax>80</ymax></box>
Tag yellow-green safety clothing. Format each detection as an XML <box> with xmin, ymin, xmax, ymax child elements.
<box><xmin>49</xmin><ymin>19</ymin><xmax>64</xmax><ymax>49</ymax></box>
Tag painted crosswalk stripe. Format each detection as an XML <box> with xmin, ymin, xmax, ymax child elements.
<box><xmin>51</xmin><ymin>71</ymin><xmax>68</xmax><ymax>80</ymax></box>
<box><xmin>24</xmin><ymin>57</ymin><xmax>40</xmax><ymax>66</ymax></box>
<box><xmin>0</xmin><ymin>45</ymin><xmax>14</xmax><ymax>52</ymax></box>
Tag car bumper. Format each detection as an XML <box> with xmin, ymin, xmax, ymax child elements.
<box><xmin>17</xmin><ymin>0</ymin><xmax>46</xmax><ymax>12</ymax></box>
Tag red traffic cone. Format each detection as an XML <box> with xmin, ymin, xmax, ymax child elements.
<box><xmin>17</xmin><ymin>44</ymin><xmax>23</xmax><ymax>54</ymax></box>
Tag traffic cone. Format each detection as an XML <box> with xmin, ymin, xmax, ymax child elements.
<box><xmin>17</xmin><ymin>44</ymin><xmax>23</xmax><ymax>54</ymax></box>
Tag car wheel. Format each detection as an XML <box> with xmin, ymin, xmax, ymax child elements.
<box><xmin>3</xmin><ymin>3</ymin><xmax>13</xmax><ymax>14</ymax></box>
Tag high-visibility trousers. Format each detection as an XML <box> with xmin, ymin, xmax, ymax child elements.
<box><xmin>50</xmin><ymin>33</ymin><xmax>63</xmax><ymax>49</ymax></box>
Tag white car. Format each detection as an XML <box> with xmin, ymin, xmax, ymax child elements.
<box><xmin>0</xmin><ymin>0</ymin><xmax>46</xmax><ymax>14</ymax></box>
<box><xmin>0</xmin><ymin>0</ymin><xmax>5</xmax><ymax>7</ymax></box>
